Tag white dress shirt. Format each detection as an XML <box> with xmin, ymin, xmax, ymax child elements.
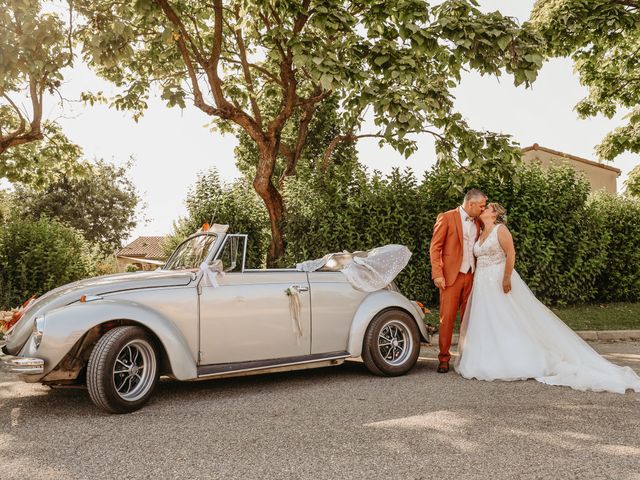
<box><xmin>458</xmin><ymin>206</ymin><xmax>476</xmax><ymax>274</ymax></box>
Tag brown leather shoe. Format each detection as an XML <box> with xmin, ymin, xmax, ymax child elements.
<box><xmin>437</xmin><ymin>361</ymin><xmax>450</xmax><ymax>373</ymax></box>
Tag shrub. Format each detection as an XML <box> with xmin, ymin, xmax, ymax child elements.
<box><xmin>0</xmin><ymin>217</ymin><xmax>97</xmax><ymax>309</ymax></box>
<box><xmin>472</xmin><ymin>164</ymin><xmax>608</xmax><ymax>305</ymax></box>
<box><xmin>590</xmin><ymin>193</ymin><xmax>640</xmax><ymax>302</ymax></box>
<box><xmin>283</xmin><ymin>163</ymin><xmax>611</xmax><ymax>306</ymax></box>
<box><xmin>173</xmin><ymin>162</ymin><xmax>637</xmax><ymax>307</ymax></box>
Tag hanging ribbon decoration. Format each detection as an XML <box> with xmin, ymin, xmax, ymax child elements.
<box><xmin>285</xmin><ymin>286</ymin><xmax>303</xmax><ymax>340</ymax></box>
<box><xmin>199</xmin><ymin>261</ymin><xmax>225</xmax><ymax>288</ymax></box>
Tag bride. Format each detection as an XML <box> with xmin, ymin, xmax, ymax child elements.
<box><xmin>455</xmin><ymin>202</ymin><xmax>640</xmax><ymax>394</ymax></box>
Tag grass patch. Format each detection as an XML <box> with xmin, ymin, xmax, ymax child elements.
<box><xmin>550</xmin><ymin>303</ymin><xmax>640</xmax><ymax>331</ymax></box>
<box><xmin>424</xmin><ymin>302</ymin><xmax>640</xmax><ymax>332</ymax></box>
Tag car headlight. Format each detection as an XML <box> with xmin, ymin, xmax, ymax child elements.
<box><xmin>32</xmin><ymin>316</ymin><xmax>45</xmax><ymax>348</ymax></box>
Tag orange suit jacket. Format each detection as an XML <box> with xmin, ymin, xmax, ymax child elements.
<box><xmin>429</xmin><ymin>208</ymin><xmax>481</xmax><ymax>287</ymax></box>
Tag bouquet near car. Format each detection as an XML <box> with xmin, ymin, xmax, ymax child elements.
<box><xmin>0</xmin><ymin>309</ymin><xmax>19</xmax><ymax>334</ymax></box>
<box><xmin>0</xmin><ymin>296</ymin><xmax>37</xmax><ymax>334</ymax></box>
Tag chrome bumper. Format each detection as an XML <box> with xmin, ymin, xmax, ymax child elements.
<box><xmin>0</xmin><ymin>343</ymin><xmax>44</xmax><ymax>374</ymax></box>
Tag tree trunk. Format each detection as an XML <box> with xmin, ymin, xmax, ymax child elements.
<box><xmin>254</xmin><ymin>146</ymin><xmax>286</xmax><ymax>267</ymax></box>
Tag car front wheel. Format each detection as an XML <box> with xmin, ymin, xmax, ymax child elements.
<box><xmin>362</xmin><ymin>309</ymin><xmax>420</xmax><ymax>376</ymax></box>
<box><xmin>87</xmin><ymin>326</ymin><xmax>159</xmax><ymax>414</ymax></box>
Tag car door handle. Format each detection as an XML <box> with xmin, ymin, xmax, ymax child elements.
<box><xmin>295</xmin><ymin>285</ymin><xmax>309</xmax><ymax>292</ymax></box>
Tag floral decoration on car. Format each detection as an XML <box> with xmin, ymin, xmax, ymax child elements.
<box><xmin>0</xmin><ymin>295</ymin><xmax>37</xmax><ymax>334</ymax></box>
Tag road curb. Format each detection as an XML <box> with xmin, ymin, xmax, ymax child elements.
<box><xmin>430</xmin><ymin>329</ymin><xmax>640</xmax><ymax>346</ymax></box>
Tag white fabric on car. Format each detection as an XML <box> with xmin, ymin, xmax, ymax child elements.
<box><xmin>296</xmin><ymin>244</ymin><xmax>412</xmax><ymax>292</ymax></box>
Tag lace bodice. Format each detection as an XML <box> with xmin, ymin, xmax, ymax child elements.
<box><xmin>474</xmin><ymin>224</ymin><xmax>506</xmax><ymax>269</ymax></box>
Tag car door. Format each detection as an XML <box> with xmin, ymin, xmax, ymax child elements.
<box><xmin>198</xmin><ymin>235</ymin><xmax>311</xmax><ymax>365</ymax></box>
<box><xmin>306</xmin><ymin>271</ymin><xmax>368</xmax><ymax>354</ymax></box>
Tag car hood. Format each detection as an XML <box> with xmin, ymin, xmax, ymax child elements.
<box><xmin>2</xmin><ymin>270</ymin><xmax>195</xmax><ymax>355</ymax></box>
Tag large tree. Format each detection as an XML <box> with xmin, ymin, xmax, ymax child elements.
<box><xmin>0</xmin><ymin>0</ymin><xmax>88</xmax><ymax>188</ymax></box>
<box><xmin>76</xmin><ymin>0</ymin><xmax>543</xmax><ymax>264</ymax></box>
<box><xmin>11</xmin><ymin>159</ymin><xmax>142</xmax><ymax>254</ymax></box>
<box><xmin>0</xmin><ymin>0</ymin><xmax>72</xmax><ymax>156</ymax></box>
<box><xmin>531</xmin><ymin>0</ymin><xmax>640</xmax><ymax>161</ymax></box>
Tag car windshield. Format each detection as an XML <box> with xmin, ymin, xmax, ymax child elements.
<box><xmin>164</xmin><ymin>234</ymin><xmax>218</xmax><ymax>270</ymax></box>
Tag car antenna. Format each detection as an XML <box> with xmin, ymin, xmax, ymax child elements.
<box><xmin>207</xmin><ymin>205</ymin><xmax>218</xmax><ymax>229</ymax></box>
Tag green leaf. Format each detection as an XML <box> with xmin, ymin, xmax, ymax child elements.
<box><xmin>497</xmin><ymin>35</ymin><xmax>511</xmax><ymax>51</ymax></box>
<box><xmin>374</xmin><ymin>55</ymin><xmax>389</xmax><ymax>66</ymax></box>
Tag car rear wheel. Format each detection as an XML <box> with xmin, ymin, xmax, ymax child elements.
<box><xmin>362</xmin><ymin>309</ymin><xmax>420</xmax><ymax>376</ymax></box>
<box><xmin>87</xmin><ymin>326</ymin><xmax>159</xmax><ymax>414</ymax></box>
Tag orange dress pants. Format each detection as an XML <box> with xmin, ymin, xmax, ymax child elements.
<box><xmin>439</xmin><ymin>271</ymin><xmax>474</xmax><ymax>363</ymax></box>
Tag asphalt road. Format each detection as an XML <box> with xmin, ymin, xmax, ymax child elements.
<box><xmin>1</xmin><ymin>341</ymin><xmax>639</xmax><ymax>480</ymax></box>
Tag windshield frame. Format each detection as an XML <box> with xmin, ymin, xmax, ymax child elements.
<box><xmin>212</xmin><ymin>233</ymin><xmax>248</xmax><ymax>273</ymax></box>
<box><xmin>163</xmin><ymin>233</ymin><xmax>219</xmax><ymax>271</ymax></box>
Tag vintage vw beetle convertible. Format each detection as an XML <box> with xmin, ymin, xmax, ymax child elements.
<box><xmin>1</xmin><ymin>225</ymin><xmax>429</xmax><ymax>413</ymax></box>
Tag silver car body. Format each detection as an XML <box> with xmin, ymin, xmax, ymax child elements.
<box><xmin>1</xmin><ymin>225</ymin><xmax>428</xmax><ymax>383</ymax></box>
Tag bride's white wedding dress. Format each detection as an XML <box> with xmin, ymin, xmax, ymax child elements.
<box><xmin>455</xmin><ymin>224</ymin><xmax>640</xmax><ymax>394</ymax></box>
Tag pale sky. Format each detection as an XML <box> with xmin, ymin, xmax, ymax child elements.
<box><xmin>34</xmin><ymin>0</ymin><xmax>640</xmax><ymax>239</ymax></box>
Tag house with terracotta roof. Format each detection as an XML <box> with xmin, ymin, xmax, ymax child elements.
<box><xmin>522</xmin><ymin>144</ymin><xmax>621</xmax><ymax>194</ymax></box>
<box><xmin>115</xmin><ymin>236</ymin><xmax>168</xmax><ymax>272</ymax></box>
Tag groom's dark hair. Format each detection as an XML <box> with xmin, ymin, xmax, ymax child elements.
<box><xmin>464</xmin><ymin>189</ymin><xmax>487</xmax><ymax>203</ymax></box>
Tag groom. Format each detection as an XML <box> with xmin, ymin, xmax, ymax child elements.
<box><xmin>429</xmin><ymin>189</ymin><xmax>486</xmax><ymax>373</ymax></box>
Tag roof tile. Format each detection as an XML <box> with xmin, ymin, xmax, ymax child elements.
<box><xmin>115</xmin><ymin>236</ymin><xmax>167</xmax><ymax>260</ymax></box>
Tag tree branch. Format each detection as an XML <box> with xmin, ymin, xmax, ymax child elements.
<box><xmin>277</xmin><ymin>102</ymin><xmax>315</xmax><ymax>186</ymax></box>
<box><xmin>153</xmin><ymin>0</ymin><xmax>262</xmax><ymax>141</ymax></box>
<box><xmin>233</xmin><ymin>5</ymin><xmax>263</xmax><ymax>128</ymax></box>
<box><xmin>259</xmin><ymin>11</ymin><xmax>287</xmax><ymax>63</ymax></box>
<box><xmin>267</xmin><ymin>0</ymin><xmax>311</xmax><ymax>138</ymax></box>
<box><xmin>154</xmin><ymin>0</ymin><xmax>207</xmax><ymax>66</ymax></box>
<box><xmin>0</xmin><ymin>80</ymin><xmax>45</xmax><ymax>155</ymax></box>
<box><xmin>321</xmin><ymin>129</ymin><xmax>447</xmax><ymax>171</ymax></box>
<box><xmin>152</xmin><ymin>0</ymin><xmax>221</xmax><ymax>117</ymax></box>
<box><xmin>65</xmin><ymin>0</ymin><xmax>75</xmax><ymax>68</ymax></box>
<box><xmin>321</xmin><ymin>133</ymin><xmax>382</xmax><ymax>171</ymax></box>
<box><xmin>1</xmin><ymin>93</ymin><xmax>27</xmax><ymax>136</ymax></box>
<box><xmin>200</xmin><ymin>0</ymin><xmax>263</xmax><ymax>142</ymax></box>
<box><xmin>220</xmin><ymin>56</ymin><xmax>284</xmax><ymax>86</ymax></box>
<box><xmin>29</xmin><ymin>76</ymin><xmax>43</xmax><ymax>137</ymax></box>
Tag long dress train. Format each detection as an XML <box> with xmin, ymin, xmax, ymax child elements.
<box><xmin>455</xmin><ymin>224</ymin><xmax>640</xmax><ymax>394</ymax></box>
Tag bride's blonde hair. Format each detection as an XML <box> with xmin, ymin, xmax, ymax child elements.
<box><xmin>489</xmin><ymin>202</ymin><xmax>508</xmax><ymax>224</ymax></box>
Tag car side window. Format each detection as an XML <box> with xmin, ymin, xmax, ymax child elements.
<box><xmin>215</xmin><ymin>235</ymin><xmax>246</xmax><ymax>273</ymax></box>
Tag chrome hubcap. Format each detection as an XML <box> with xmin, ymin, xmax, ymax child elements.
<box><xmin>113</xmin><ymin>340</ymin><xmax>156</xmax><ymax>402</ymax></box>
<box><xmin>378</xmin><ymin>320</ymin><xmax>413</xmax><ymax>366</ymax></box>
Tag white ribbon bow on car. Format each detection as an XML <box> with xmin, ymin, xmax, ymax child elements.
<box><xmin>199</xmin><ymin>261</ymin><xmax>225</xmax><ymax>288</ymax></box>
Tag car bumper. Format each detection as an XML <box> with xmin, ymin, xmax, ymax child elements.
<box><xmin>0</xmin><ymin>342</ymin><xmax>44</xmax><ymax>374</ymax></box>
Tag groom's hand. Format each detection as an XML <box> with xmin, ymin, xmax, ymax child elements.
<box><xmin>502</xmin><ymin>278</ymin><xmax>512</xmax><ymax>294</ymax></box>
<box><xmin>434</xmin><ymin>277</ymin><xmax>446</xmax><ymax>290</ymax></box>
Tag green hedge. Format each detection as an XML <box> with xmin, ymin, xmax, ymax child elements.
<box><xmin>0</xmin><ymin>218</ymin><xmax>98</xmax><ymax>309</ymax></box>
<box><xmin>590</xmin><ymin>193</ymin><xmax>640</xmax><ymax>302</ymax></box>
<box><xmin>171</xmin><ymin>163</ymin><xmax>640</xmax><ymax>307</ymax></box>
<box><xmin>283</xmin><ymin>163</ymin><xmax>628</xmax><ymax>306</ymax></box>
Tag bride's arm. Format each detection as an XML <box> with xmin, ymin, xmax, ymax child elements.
<box><xmin>498</xmin><ymin>226</ymin><xmax>516</xmax><ymax>294</ymax></box>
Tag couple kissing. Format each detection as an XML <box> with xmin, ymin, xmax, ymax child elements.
<box><xmin>428</xmin><ymin>189</ymin><xmax>640</xmax><ymax>394</ymax></box>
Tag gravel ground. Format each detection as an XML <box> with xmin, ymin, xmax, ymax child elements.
<box><xmin>1</xmin><ymin>341</ymin><xmax>639</xmax><ymax>480</ymax></box>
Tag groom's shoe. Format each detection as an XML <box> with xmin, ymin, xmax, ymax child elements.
<box><xmin>437</xmin><ymin>361</ymin><xmax>450</xmax><ymax>373</ymax></box>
